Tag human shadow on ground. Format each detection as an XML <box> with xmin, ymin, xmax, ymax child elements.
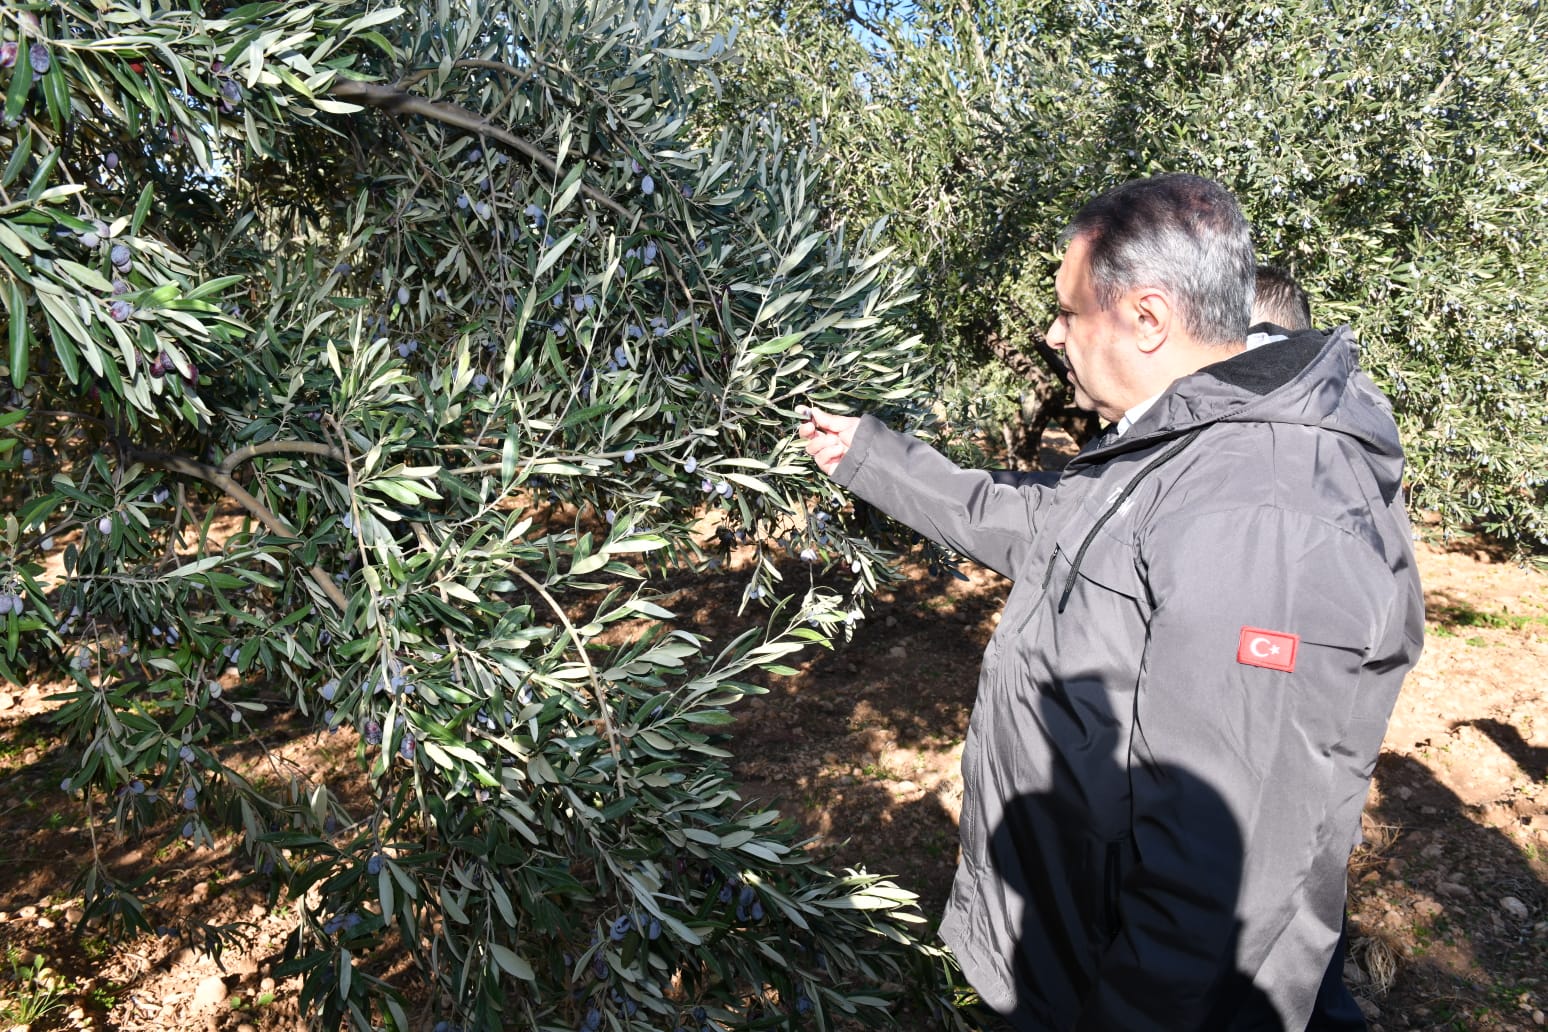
<box><xmin>1357</xmin><ymin>750</ymin><xmax>1548</xmax><ymax>1028</ymax></box>
<box><xmin>966</xmin><ymin>652</ymin><xmax>1347</xmax><ymax>1032</ymax></box>
<box><xmin>981</xmin><ymin>776</ymin><xmax>1290</xmax><ymax>1030</ymax></box>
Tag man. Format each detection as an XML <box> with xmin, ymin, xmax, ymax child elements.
<box><xmin>1249</xmin><ymin>263</ymin><xmax>1377</xmax><ymax>1032</ymax></box>
<box><xmin>799</xmin><ymin>174</ymin><xmax>1423</xmax><ymax>1030</ymax></box>
<box><xmin>1251</xmin><ymin>265</ymin><xmax>1314</xmax><ymax>335</ymax></box>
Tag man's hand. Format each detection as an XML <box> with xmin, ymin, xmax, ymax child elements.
<box><xmin>796</xmin><ymin>405</ymin><xmax>860</xmax><ymax>475</ymax></box>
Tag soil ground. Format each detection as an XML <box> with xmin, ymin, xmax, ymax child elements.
<box><xmin>2</xmin><ymin>462</ymin><xmax>1545</xmax><ymax>1031</ymax></box>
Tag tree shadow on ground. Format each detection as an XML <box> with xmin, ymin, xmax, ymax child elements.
<box><xmin>1451</xmin><ymin>719</ymin><xmax>1548</xmax><ymax>787</ymax></box>
<box><xmin>1423</xmin><ymin>589</ymin><xmax>1548</xmax><ymax>633</ymax></box>
<box><xmin>1414</xmin><ymin>517</ymin><xmax>1548</xmax><ymax>568</ymax></box>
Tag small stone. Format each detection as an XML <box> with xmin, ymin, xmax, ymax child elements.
<box><xmin>887</xmin><ymin>645</ymin><xmax>906</xmax><ymax>659</ymax></box>
<box><xmin>193</xmin><ymin>974</ymin><xmax>228</xmax><ymax>1008</ymax></box>
<box><xmin>1501</xmin><ymin>896</ymin><xmax>1530</xmax><ymax>921</ymax></box>
<box><xmin>1531</xmin><ymin>1008</ymin><xmax>1543</xmax><ymax>1025</ymax></box>
<box><xmin>0</xmin><ymin>693</ymin><xmax>12</xmax><ymax>710</ymax></box>
<box><xmin>67</xmin><ymin>1007</ymin><xmax>85</xmax><ymax>1022</ymax></box>
<box><xmin>259</xmin><ymin>976</ymin><xmax>275</xmax><ymax>993</ymax></box>
<box><xmin>1438</xmin><ymin>881</ymin><xmax>1470</xmax><ymax>899</ymax></box>
<box><xmin>36</xmin><ymin>915</ymin><xmax>55</xmax><ymax>929</ymax></box>
<box><xmin>238</xmin><ymin>1024</ymin><xmax>257</xmax><ymax>1032</ymax></box>
<box><xmin>1357</xmin><ymin>997</ymin><xmax>1382</xmax><ymax>1021</ymax></box>
<box><xmin>65</xmin><ymin>907</ymin><xmax>83</xmax><ymax>924</ymax></box>
<box><xmin>18</xmin><ymin>905</ymin><xmax>37</xmax><ymax>919</ymax></box>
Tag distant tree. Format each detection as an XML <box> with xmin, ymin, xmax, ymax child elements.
<box><xmin>0</xmin><ymin>1</ymin><xmax>965</xmax><ymax>1028</ymax></box>
<box><xmin>725</xmin><ymin>0</ymin><xmax>1548</xmax><ymax>552</ymax></box>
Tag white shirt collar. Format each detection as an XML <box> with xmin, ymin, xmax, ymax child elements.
<box><xmin>1245</xmin><ymin>330</ymin><xmax>1287</xmax><ymax>350</ymax></box>
<box><xmin>1115</xmin><ymin>335</ymin><xmax>1271</xmax><ymax>437</ymax></box>
<box><xmin>1114</xmin><ymin>393</ymin><xmax>1163</xmax><ymax>437</ymax></box>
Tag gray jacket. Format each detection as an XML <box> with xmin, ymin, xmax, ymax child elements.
<box><xmin>834</xmin><ymin>327</ymin><xmax>1423</xmax><ymax>1030</ymax></box>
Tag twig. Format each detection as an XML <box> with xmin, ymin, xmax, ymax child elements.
<box><xmin>443</xmin><ymin>427</ymin><xmax>716</xmax><ymax>478</ymax></box>
<box><xmin>130</xmin><ymin>448</ymin><xmax>348</xmax><ymax>613</ymax></box>
<box><xmin>326</xmin><ymin>78</ymin><xmax>632</xmax><ymax>222</ymax></box>
<box><xmin>397</xmin><ymin>58</ymin><xmax>538</xmax><ymax>93</ymax></box>
<box><xmin>507</xmin><ymin>565</ymin><xmax>624</xmax><ymax>786</ymax></box>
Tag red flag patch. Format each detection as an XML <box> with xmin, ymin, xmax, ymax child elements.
<box><xmin>1237</xmin><ymin>627</ymin><xmax>1299</xmax><ymax>672</ymax></box>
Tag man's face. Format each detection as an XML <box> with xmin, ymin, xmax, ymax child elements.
<box><xmin>1045</xmin><ymin>234</ymin><xmax>1142</xmax><ymax>424</ymax></box>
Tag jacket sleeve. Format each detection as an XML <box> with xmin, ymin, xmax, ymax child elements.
<box><xmin>832</xmin><ymin>414</ymin><xmax>1054</xmax><ymax>580</ymax></box>
<box><xmin>1077</xmin><ymin>504</ymin><xmax>1398</xmax><ymax>1030</ymax></box>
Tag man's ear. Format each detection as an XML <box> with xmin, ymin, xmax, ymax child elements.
<box><xmin>1132</xmin><ymin>289</ymin><xmax>1172</xmax><ymax>355</ymax></box>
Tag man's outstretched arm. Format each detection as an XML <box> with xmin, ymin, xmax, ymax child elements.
<box><xmin>797</xmin><ymin>405</ymin><xmax>1054</xmax><ymax>580</ymax></box>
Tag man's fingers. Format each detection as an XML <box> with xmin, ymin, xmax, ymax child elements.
<box><xmin>807</xmin><ymin>436</ymin><xmax>848</xmax><ymax>473</ymax></box>
<box><xmin>803</xmin><ymin>405</ymin><xmax>846</xmax><ymax>432</ymax></box>
<box><xmin>794</xmin><ymin>404</ymin><xmax>856</xmax><ymax>476</ymax></box>
<box><xmin>798</xmin><ymin>404</ymin><xmax>859</xmax><ymax>442</ymax></box>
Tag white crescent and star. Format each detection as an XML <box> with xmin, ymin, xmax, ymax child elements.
<box><xmin>1249</xmin><ymin>636</ymin><xmax>1282</xmax><ymax>658</ymax></box>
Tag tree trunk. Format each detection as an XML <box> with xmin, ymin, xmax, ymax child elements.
<box><xmin>984</xmin><ymin>332</ymin><xmax>1098</xmax><ymax>469</ymax></box>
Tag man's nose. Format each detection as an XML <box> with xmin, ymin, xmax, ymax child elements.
<box><xmin>1046</xmin><ymin>318</ymin><xmax>1065</xmax><ymax>350</ymax></box>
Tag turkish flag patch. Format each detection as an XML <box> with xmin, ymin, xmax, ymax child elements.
<box><xmin>1237</xmin><ymin>627</ymin><xmax>1300</xmax><ymax>672</ymax></box>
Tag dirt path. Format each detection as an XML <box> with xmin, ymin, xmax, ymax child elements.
<box><xmin>1</xmin><ymin>536</ymin><xmax>1544</xmax><ymax>1030</ymax></box>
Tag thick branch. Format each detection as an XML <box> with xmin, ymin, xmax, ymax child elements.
<box><xmin>326</xmin><ymin>78</ymin><xmax>631</xmax><ymax>222</ymax></box>
<box><xmin>132</xmin><ymin>448</ymin><xmax>349</xmax><ymax>614</ymax></box>
<box><xmin>220</xmin><ymin>440</ymin><xmax>346</xmax><ymax>475</ymax></box>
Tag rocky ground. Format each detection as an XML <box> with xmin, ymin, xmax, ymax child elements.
<box><xmin>1</xmin><ymin>505</ymin><xmax>1545</xmax><ymax>1030</ymax></box>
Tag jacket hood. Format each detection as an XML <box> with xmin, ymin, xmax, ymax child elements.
<box><xmin>1071</xmin><ymin>325</ymin><xmax>1406</xmax><ymax>502</ymax></box>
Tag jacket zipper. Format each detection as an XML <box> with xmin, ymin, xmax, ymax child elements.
<box><xmin>1040</xmin><ymin>544</ymin><xmax>1062</xmax><ymax>593</ymax></box>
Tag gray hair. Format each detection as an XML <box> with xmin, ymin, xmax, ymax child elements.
<box><xmin>1062</xmin><ymin>174</ymin><xmax>1255</xmax><ymax>346</ymax></box>
<box><xmin>1252</xmin><ymin>264</ymin><xmax>1313</xmax><ymax>331</ymax></box>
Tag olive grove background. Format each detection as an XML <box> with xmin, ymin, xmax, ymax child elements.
<box><xmin>725</xmin><ymin>0</ymin><xmax>1548</xmax><ymax>549</ymax></box>
<box><xmin>2</xmin><ymin>0</ymin><xmax>1546</xmax><ymax>1029</ymax></box>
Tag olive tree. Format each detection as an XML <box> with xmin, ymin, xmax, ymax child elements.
<box><xmin>0</xmin><ymin>1</ymin><xmax>967</xmax><ymax>1028</ymax></box>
